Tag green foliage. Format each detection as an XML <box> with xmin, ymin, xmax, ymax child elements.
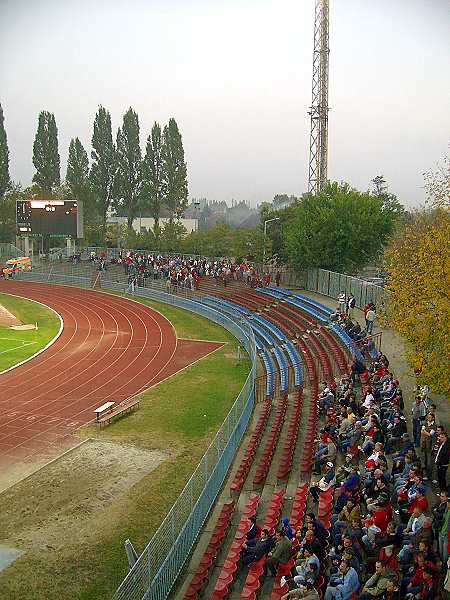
<box><xmin>163</xmin><ymin>118</ymin><xmax>188</xmax><ymax>221</ymax></box>
<box><xmin>0</xmin><ymin>182</ymin><xmax>20</xmax><ymax>242</ymax></box>
<box><xmin>66</xmin><ymin>137</ymin><xmax>103</xmax><ymax>244</ymax></box>
<box><xmin>90</xmin><ymin>106</ymin><xmax>117</xmax><ymax>240</ymax></box>
<box><xmin>32</xmin><ymin>111</ymin><xmax>60</xmax><ymax>193</ymax></box>
<box><xmin>159</xmin><ymin>220</ymin><xmax>187</xmax><ymax>252</ymax></box>
<box><xmin>115</xmin><ymin>108</ymin><xmax>142</xmax><ymax>229</ymax></box>
<box><xmin>284</xmin><ymin>181</ymin><xmax>399</xmax><ymax>273</ymax></box>
<box><xmin>371</xmin><ymin>175</ymin><xmax>408</xmax><ymax>222</ymax></box>
<box><xmin>0</xmin><ymin>102</ymin><xmax>10</xmax><ymax>200</ymax></box>
<box><xmin>258</xmin><ymin>201</ymin><xmax>294</xmax><ymax>262</ymax></box>
<box><xmin>181</xmin><ymin>224</ymin><xmax>265</xmax><ymax>259</ymax></box>
<box><xmin>66</xmin><ymin>137</ymin><xmax>89</xmax><ymax>197</ymax></box>
<box><xmin>423</xmin><ymin>154</ymin><xmax>450</xmax><ymax>208</ymax></box>
<box><xmin>141</xmin><ymin>122</ymin><xmax>166</xmax><ymax>238</ymax></box>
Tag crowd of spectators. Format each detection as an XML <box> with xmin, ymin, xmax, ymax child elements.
<box><xmin>238</xmin><ymin>349</ymin><xmax>449</xmax><ymax>600</ymax></box>
<box><xmin>90</xmin><ymin>250</ymin><xmax>281</xmax><ymax>291</ymax></box>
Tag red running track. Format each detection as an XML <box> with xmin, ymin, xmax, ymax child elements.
<box><xmin>0</xmin><ymin>281</ymin><xmax>223</xmax><ymax>470</ymax></box>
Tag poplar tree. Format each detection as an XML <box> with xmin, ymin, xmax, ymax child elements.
<box><xmin>66</xmin><ymin>137</ymin><xmax>89</xmax><ymax>199</ymax></box>
<box><xmin>32</xmin><ymin>111</ymin><xmax>60</xmax><ymax>193</ymax></box>
<box><xmin>90</xmin><ymin>106</ymin><xmax>116</xmax><ymax>240</ymax></box>
<box><xmin>162</xmin><ymin>118</ymin><xmax>188</xmax><ymax>222</ymax></box>
<box><xmin>115</xmin><ymin>107</ymin><xmax>142</xmax><ymax>230</ymax></box>
<box><xmin>141</xmin><ymin>122</ymin><xmax>166</xmax><ymax>238</ymax></box>
<box><xmin>0</xmin><ymin>102</ymin><xmax>10</xmax><ymax>200</ymax></box>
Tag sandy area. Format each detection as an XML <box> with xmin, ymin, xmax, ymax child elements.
<box><xmin>0</xmin><ymin>303</ymin><xmax>22</xmax><ymax>327</ymax></box>
<box><xmin>0</xmin><ymin>439</ymin><xmax>168</xmax><ymax>552</ymax></box>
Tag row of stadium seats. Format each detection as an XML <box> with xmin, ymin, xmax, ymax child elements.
<box><xmin>211</xmin><ymin>494</ymin><xmax>261</xmax><ymax>600</ymax></box>
<box><xmin>230</xmin><ymin>399</ymin><xmax>272</xmax><ymax>495</ymax></box>
<box><xmin>240</xmin><ymin>488</ymin><xmax>286</xmax><ymax>600</ymax></box>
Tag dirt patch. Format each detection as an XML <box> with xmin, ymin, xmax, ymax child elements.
<box><xmin>0</xmin><ymin>303</ymin><xmax>22</xmax><ymax>327</ymax></box>
<box><xmin>0</xmin><ymin>439</ymin><xmax>168</xmax><ymax>552</ymax></box>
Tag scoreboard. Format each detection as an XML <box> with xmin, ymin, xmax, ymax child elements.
<box><xmin>16</xmin><ymin>200</ymin><xmax>84</xmax><ymax>238</ymax></box>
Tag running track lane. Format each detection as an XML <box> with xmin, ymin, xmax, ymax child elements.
<box><xmin>0</xmin><ymin>281</ymin><xmax>223</xmax><ymax>470</ymax></box>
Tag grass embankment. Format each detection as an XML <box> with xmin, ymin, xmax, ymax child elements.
<box><xmin>0</xmin><ymin>292</ymin><xmax>61</xmax><ymax>371</ymax></box>
<box><xmin>0</xmin><ymin>294</ymin><xmax>250</xmax><ymax>600</ymax></box>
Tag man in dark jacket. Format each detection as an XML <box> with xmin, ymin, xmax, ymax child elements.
<box><xmin>384</xmin><ymin>416</ymin><xmax>407</xmax><ymax>453</ymax></box>
<box><xmin>241</xmin><ymin>528</ymin><xmax>274</xmax><ymax>565</ymax></box>
<box><xmin>267</xmin><ymin>530</ymin><xmax>292</xmax><ymax>575</ymax></box>
<box><xmin>435</xmin><ymin>431</ymin><xmax>450</xmax><ymax>491</ymax></box>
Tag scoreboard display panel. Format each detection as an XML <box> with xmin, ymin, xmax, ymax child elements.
<box><xmin>16</xmin><ymin>200</ymin><xmax>83</xmax><ymax>237</ymax></box>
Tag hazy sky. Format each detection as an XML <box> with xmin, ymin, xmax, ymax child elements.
<box><xmin>1</xmin><ymin>0</ymin><xmax>449</xmax><ymax>207</ymax></box>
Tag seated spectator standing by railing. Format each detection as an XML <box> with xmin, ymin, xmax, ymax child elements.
<box><xmin>435</xmin><ymin>430</ymin><xmax>450</xmax><ymax>492</ymax></box>
<box><xmin>411</xmin><ymin>395</ymin><xmax>428</xmax><ymax>448</ymax></box>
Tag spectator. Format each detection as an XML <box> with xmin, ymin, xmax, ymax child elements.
<box><xmin>438</xmin><ymin>494</ymin><xmax>450</xmax><ymax>565</ymax></box>
<box><xmin>310</xmin><ymin>462</ymin><xmax>335</xmax><ymax>502</ymax></box>
<box><xmin>240</xmin><ymin>528</ymin><xmax>273</xmax><ymax>566</ymax></box>
<box><xmin>266</xmin><ymin>530</ymin><xmax>292</xmax><ymax>576</ymax></box>
<box><xmin>434</xmin><ymin>430</ymin><xmax>450</xmax><ymax>491</ymax></box>
<box><xmin>281</xmin><ymin>581</ymin><xmax>320</xmax><ymax>600</ymax></box>
<box><xmin>359</xmin><ymin>560</ymin><xmax>391</xmax><ymax>599</ymax></box>
<box><xmin>365</xmin><ymin>306</ymin><xmax>376</xmax><ymax>334</ymax></box>
<box><xmin>346</xmin><ymin>294</ymin><xmax>356</xmax><ymax>318</ymax></box>
<box><xmin>282</xmin><ymin>517</ymin><xmax>294</xmax><ymax>540</ymax></box>
<box><xmin>323</xmin><ymin>559</ymin><xmax>359</xmax><ymax>600</ymax></box>
<box><xmin>338</xmin><ymin>291</ymin><xmax>347</xmax><ymax>313</ymax></box>
<box><xmin>411</xmin><ymin>396</ymin><xmax>427</xmax><ymax>447</ymax></box>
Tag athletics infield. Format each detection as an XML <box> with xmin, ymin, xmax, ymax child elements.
<box><xmin>0</xmin><ymin>281</ymin><xmax>223</xmax><ymax>474</ymax></box>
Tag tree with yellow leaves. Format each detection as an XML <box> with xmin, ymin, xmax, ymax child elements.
<box><xmin>384</xmin><ymin>155</ymin><xmax>450</xmax><ymax>395</ymax></box>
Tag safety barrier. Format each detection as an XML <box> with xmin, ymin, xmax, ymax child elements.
<box><xmin>14</xmin><ymin>269</ymin><xmax>257</xmax><ymax>600</ymax></box>
<box><xmin>306</xmin><ymin>268</ymin><xmax>389</xmax><ymax>309</ymax></box>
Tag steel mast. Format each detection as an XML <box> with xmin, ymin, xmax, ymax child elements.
<box><xmin>307</xmin><ymin>0</ymin><xmax>330</xmax><ymax>195</ymax></box>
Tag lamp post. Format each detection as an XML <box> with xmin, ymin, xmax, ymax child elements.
<box><xmin>263</xmin><ymin>217</ymin><xmax>280</xmax><ymax>266</ymax></box>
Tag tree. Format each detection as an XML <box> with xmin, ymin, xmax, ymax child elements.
<box><xmin>0</xmin><ymin>183</ymin><xmax>20</xmax><ymax>242</ymax></box>
<box><xmin>162</xmin><ymin>118</ymin><xmax>188</xmax><ymax>221</ymax></box>
<box><xmin>371</xmin><ymin>175</ymin><xmax>388</xmax><ymax>197</ymax></box>
<box><xmin>66</xmin><ymin>137</ymin><xmax>89</xmax><ymax>199</ymax></box>
<box><xmin>423</xmin><ymin>154</ymin><xmax>450</xmax><ymax>208</ymax></box>
<box><xmin>32</xmin><ymin>111</ymin><xmax>60</xmax><ymax>193</ymax></box>
<box><xmin>115</xmin><ymin>107</ymin><xmax>142</xmax><ymax>230</ymax></box>
<box><xmin>371</xmin><ymin>174</ymin><xmax>407</xmax><ymax>221</ymax></box>
<box><xmin>0</xmin><ymin>102</ymin><xmax>10</xmax><ymax>200</ymax></box>
<box><xmin>159</xmin><ymin>220</ymin><xmax>187</xmax><ymax>252</ymax></box>
<box><xmin>90</xmin><ymin>106</ymin><xmax>117</xmax><ymax>241</ymax></box>
<box><xmin>384</xmin><ymin>207</ymin><xmax>450</xmax><ymax>395</ymax></box>
<box><xmin>283</xmin><ymin>181</ymin><xmax>399</xmax><ymax>273</ymax></box>
<box><xmin>141</xmin><ymin>122</ymin><xmax>166</xmax><ymax>238</ymax></box>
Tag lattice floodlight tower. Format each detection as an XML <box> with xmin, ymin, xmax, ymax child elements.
<box><xmin>308</xmin><ymin>0</ymin><xmax>330</xmax><ymax>195</ymax></box>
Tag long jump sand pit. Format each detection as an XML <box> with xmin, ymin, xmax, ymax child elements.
<box><xmin>0</xmin><ymin>439</ymin><xmax>167</xmax><ymax>567</ymax></box>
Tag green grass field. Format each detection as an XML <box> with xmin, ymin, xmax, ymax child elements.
<box><xmin>0</xmin><ymin>292</ymin><xmax>250</xmax><ymax>600</ymax></box>
<box><xmin>0</xmin><ymin>293</ymin><xmax>61</xmax><ymax>371</ymax></box>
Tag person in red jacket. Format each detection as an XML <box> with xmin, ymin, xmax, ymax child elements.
<box><xmin>407</xmin><ymin>486</ymin><xmax>429</xmax><ymax>514</ymax></box>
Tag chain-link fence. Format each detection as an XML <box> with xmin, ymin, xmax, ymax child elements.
<box><xmin>306</xmin><ymin>268</ymin><xmax>389</xmax><ymax>310</ymax></box>
<box><xmin>0</xmin><ymin>242</ymin><xmax>23</xmax><ymax>259</ymax></box>
<box><xmin>14</xmin><ymin>269</ymin><xmax>257</xmax><ymax>600</ymax></box>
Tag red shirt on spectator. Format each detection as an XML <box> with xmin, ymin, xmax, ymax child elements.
<box><xmin>407</xmin><ymin>496</ymin><xmax>428</xmax><ymax>514</ymax></box>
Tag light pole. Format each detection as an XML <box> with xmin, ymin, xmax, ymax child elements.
<box><xmin>263</xmin><ymin>217</ymin><xmax>280</xmax><ymax>266</ymax></box>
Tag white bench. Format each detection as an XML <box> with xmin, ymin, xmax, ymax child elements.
<box><xmin>94</xmin><ymin>401</ymin><xmax>115</xmax><ymax>422</ymax></box>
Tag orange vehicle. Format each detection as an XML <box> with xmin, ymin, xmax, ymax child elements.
<box><xmin>2</xmin><ymin>256</ymin><xmax>32</xmax><ymax>276</ymax></box>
